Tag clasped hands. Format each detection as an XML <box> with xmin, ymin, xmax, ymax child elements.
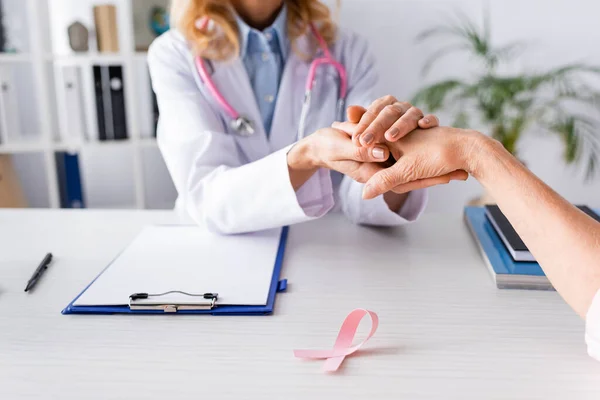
<box><xmin>332</xmin><ymin>95</ymin><xmax>471</xmax><ymax>198</ymax></box>
<box><xmin>288</xmin><ymin>95</ymin><xmax>476</xmax><ymax>199</ymax></box>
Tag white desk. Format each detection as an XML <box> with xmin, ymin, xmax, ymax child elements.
<box><xmin>1</xmin><ymin>210</ymin><xmax>599</xmax><ymax>399</ymax></box>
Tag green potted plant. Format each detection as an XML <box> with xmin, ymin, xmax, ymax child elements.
<box><xmin>412</xmin><ymin>12</ymin><xmax>600</xmax><ymax>204</ymax></box>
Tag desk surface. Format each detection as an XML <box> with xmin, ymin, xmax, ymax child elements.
<box><xmin>1</xmin><ymin>209</ymin><xmax>599</xmax><ymax>400</ymax></box>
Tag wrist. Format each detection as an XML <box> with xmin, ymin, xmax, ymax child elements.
<box><xmin>287</xmin><ymin>138</ymin><xmax>318</xmax><ymax>171</ymax></box>
<box><xmin>464</xmin><ymin>132</ymin><xmax>509</xmax><ymax>180</ymax></box>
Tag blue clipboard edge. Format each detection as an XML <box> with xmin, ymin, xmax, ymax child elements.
<box><xmin>62</xmin><ymin>226</ymin><xmax>289</xmax><ymax>316</ymax></box>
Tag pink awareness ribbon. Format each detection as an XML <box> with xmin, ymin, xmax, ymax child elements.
<box><xmin>293</xmin><ymin>309</ymin><xmax>379</xmax><ymax>372</ymax></box>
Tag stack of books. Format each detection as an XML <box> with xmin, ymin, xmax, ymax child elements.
<box><xmin>464</xmin><ymin>205</ymin><xmax>600</xmax><ymax>290</ymax></box>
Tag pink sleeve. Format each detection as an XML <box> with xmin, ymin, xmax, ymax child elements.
<box><xmin>294</xmin><ymin>167</ymin><xmax>335</xmax><ymax>218</ymax></box>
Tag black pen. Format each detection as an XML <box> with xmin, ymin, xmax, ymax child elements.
<box><xmin>25</xmin><ymin>253</ymin><xmax>53</xmax><ymax>292</ymax></box>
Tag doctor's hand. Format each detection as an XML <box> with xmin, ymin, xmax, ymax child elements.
<box><xmin>333</xmin><ymin>96</ymin><xmax>439</xmax><ymax>147</ymax></box>
<box><xmin>287</xmin><ymin>127</ymin><xmax>389</xmax><ymax>190</ymax></box>
<box><xmin>362</xmin><ymin>126</ymin><xmax>475</xmax><ymax>199</ymax></box>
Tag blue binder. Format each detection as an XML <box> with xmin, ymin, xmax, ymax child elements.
<box><xmin>55</xmin><ymin>152</ymin><xmax>86</xmax><ymax>208</ymax></box>
<box><xmin>62</xmin><ymin>226</ymin><xmax>289</xmax><ymax>315</ymax></box>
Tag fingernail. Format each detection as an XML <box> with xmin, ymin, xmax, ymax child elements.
<box><xmin>388</xmin><ymin>128</ymin><xmax>400</xmax><ymax>138</ymax></box>
<box><xmin>363</xmin><ymin>184</ymin><xmax>374</xmax><ymax>199</ymax></box>
<box><xmin>372</xmin><ymin>147</ymin><xmax>385</xmax><ymax>160</ymax></box>
<box><xmin>331</xmin><ymin>121</ymin><xmax>340</xmax><ymax>128</ymax></box>
<box><xmin>423</xmin><ymin>118</ymin><xmax>430</xmax><ymax>124</ymax></box>
<box><xmin>362</xmin><ymin>133</ymin><xmax>374</xmax><ymax>144</ymax></box>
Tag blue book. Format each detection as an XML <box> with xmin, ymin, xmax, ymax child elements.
<box><xmin>55</xmin><ymin>152</ymin><xmax>86</xmax><ymax>208</ymax></box>
<box><xmin>464</xmin><ymin>207</ymin><xmax>552</xmax><ymax>290</ymax></box>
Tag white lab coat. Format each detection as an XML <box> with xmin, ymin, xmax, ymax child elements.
<box><xmin>147</xmin><ymin>28</ymin><xmax>427</xmax><ymax>234</ymax></box>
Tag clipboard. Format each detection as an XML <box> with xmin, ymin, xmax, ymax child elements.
<box><xmin>62</xmin><ymin>226</ymin><xmax>289</xmax><ymax>315</ymax></box>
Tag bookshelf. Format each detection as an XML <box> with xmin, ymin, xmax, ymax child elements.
<box><xmin>0</xmin><ymin>0</ymin><xmax>176</xmax><ymax>210</ymax></box>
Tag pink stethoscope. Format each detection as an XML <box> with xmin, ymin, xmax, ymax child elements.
<box><xmin>194</xmin><ymin>18</ymin><xmax>348</xmax><ymax>139</ymax></box>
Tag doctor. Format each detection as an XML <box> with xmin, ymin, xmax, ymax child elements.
<box><xmin>148</xmin><ymin>0</ymin><xmax>439</xmax><ymax>234</ymax></box>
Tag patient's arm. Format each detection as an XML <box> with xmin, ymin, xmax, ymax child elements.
<box><xmin>340</xmin><ymin>93</ymin><xmax>600</xmax><ymax>318</ymax></box>
<box><xmin>363</xmin><ymin>124</ymin><xmax>600</xmax><ymax>318</ymax></box>
<box><xmin>470</xmin><ymin>137</ymin><xmax>600</xmax><ymax>318</ymax></box>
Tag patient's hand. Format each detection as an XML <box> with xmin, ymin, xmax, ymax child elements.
<box><xmin>362</xmin><ymin>127</ymin><xmax>472</xmax><ymax>199</ymax></box>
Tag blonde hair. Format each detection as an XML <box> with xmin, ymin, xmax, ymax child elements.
<box><xmin>170</xmin><ymin>0</ymin><xmax>338</xmax><ymax>61</ymax></box>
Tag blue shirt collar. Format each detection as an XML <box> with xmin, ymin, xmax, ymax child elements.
<box><xmin>235</xmin><ymin>4</ymin><xmax>289</xmax><ymax>60</ymax></box>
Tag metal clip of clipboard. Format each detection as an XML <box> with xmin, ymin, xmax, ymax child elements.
<box><xmin>128</xmin><ymin>291</ymin><xmax>219</xmax><ymax>313</ymax></box>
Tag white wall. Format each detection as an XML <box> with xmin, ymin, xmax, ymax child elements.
<box><xmin>334</xmin><ymin>0</ymin><xmax>600</xmax><ymax>213</ymax></box>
